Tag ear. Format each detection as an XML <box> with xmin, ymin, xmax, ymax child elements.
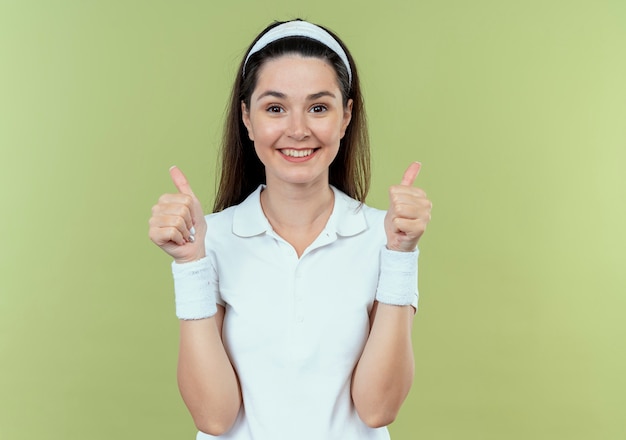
<box><xmin>340</xmin><ymin>99</ymin><xmax>353</xmax><ymax>139</ymax></box>
<box><xmin>241</xmin><ymin>101</ymin><xmax>254</xmax><ymax>141</ymax></box>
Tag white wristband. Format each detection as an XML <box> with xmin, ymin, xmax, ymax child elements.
<box><xmin>171</xmin><ymin>257</ymin><xmax>217</xmax><ymax>320</ymax></box>
<box><xmin>375</xmin><ymin>247</ymin><xmax>419</xmax><ymax>307</ymax></box>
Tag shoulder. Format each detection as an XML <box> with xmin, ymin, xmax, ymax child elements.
<box><xmin>204</xmin><ymin>185</ymin><xmax>266</xmax><ymax>242</ymax></box>
<box><xmin>361</xmin><ymin>201</ymin><xmax>386</xmax><ymax>221</ymax></box>
<box><xmin>204</xmin><ymin>205</ymin><xmax>237</xmax><ymax>229</ymax></box>
<box><xmin>335</xmin><ymin>186</ymin><xmax>385</xmax><ymax>214</ymax></box>
<box><xmin>331</xmin><ymin>187</ymin><xmax>386</xmax><ymax>237</ymax></box>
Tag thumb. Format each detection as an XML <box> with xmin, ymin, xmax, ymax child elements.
<box><xmin>169</xmin><ymin>166</ymin><xmax>196</xmax><ymax>196</ymax></box>
<box><xmin>400</xmin><ymin>162</ymin><xmax>422</xmax><ymax>186</ymax></box>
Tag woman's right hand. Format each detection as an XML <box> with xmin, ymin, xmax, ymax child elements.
<box><xmin>149</xmin><ymin>166</ymin><xmax>207</xmax><ymax>264</ymax></box>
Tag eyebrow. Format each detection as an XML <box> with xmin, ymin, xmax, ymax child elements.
<box><xmin>255</xmin><ymin>90</ymin><xmax>337</xmax><ymax>101</ymax></box>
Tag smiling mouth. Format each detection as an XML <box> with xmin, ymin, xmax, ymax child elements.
<box><xmin>280</xmin><ymin>148</ymin><xmax>318</xmax><ymax>158</ymax></box>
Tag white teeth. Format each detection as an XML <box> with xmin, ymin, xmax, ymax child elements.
<box><xmin>282</xmin><ymin>149</ymin><xmax>314</xmax><ymax>158</ymax></box>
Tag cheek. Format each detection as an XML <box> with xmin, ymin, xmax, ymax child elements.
<box><xmin>251</xmin><ymin>121</ymin><xmax>283</xmax><ymax>145</ymax></box>
<box><xmin>251</xmin><ymin>125</ymin><xmax>282</xmax><ymax>163</ymax></box>
<box><xmin>319</xmin><ymin>122</ymin><xmax>344</xmax><ymax>144</ymax></box>
<box><xmin>252</xmin><ymin>141</ymin><xmax>271</xmax><ymax>168</ymax></box>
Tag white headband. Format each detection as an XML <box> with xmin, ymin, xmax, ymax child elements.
<box><xmin>243</xmin><ymin>21</ymin><xmax>352</xmax><ymax>85</ymax></box>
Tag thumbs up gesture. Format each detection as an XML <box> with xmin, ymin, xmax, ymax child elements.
<box><xmin>149</xmin><ymin>166</ymin><xmax>207</xmax><ymax>263</ymax></box>
<box><xmin>384</xmin><ymin>162</ymin><xmax>432</xmax><ymax>252</ymax></box>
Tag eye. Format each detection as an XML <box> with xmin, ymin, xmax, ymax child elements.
<box><xmin>310</xmin><ymin>104</ymin><xmax>328</xmax><ymax>113</ymax></box>
<box><xmin>266</xmin><ymin>105</ymin><xmax>284</xmax><ymax>113</ymax></box>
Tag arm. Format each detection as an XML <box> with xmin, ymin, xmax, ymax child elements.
<box><xmin>352</xmin><ymin>162</ymin><xmax>431</xmax><ymax>427</ymax></box>
<box><xmin>351</xmin><ymin>302</ymin><xmax>415</xmax><ymax>428</ymax></box>
<box><xmin>178</xmin><ymin>306</ymin><xmax>242</xmax><ymax>435</ymax></box>
<box><xmin>149</xmin><ymin>167</ymin><xmax>241</xmax><ymax>435</ymax></box>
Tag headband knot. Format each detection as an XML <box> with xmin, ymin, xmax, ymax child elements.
<box><xmin>243</xmin><ymin>21</ymin><xmax>352</xmax><ymax>85</ymax></box>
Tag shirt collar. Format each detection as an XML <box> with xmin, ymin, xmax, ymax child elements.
<box><xmin>232</xmin><ymin>185</ymin><xmax>271</xmax><ymax>237</ymax></box>
<box><xmin>232</xmin><ymin>185</ymin><xmax>368</xmax><ymax>238</ymax></box>
<box><xmin>328</xmin><ymin>186</ymin><xmax>368</xmax><ymax>237</ymax></box>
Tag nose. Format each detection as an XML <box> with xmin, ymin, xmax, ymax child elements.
<box><xmin>287</xmin><ymin>112</ymin><xmax>310</xmax><ymax>141</ymax></box>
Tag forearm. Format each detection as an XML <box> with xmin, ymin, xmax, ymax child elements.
<box><xmin>177</xmin><ymin>309</ymin><xmax>241</xmax><ymax>436</ymax></box>
<box><xmin>351</xmin><ymin>303</ymin><xmax>415</xmax><ymax>428</ymax></box>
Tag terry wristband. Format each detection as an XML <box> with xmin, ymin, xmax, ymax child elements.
<box><xmin>171</xmin><ymin>257</ymin><xmax>217</xmax><ymax>320</ymax></box>
<box><xmin>375</xmin><ymin>247</ymin><xmax>419</xmax><ymax>307</ymax></box>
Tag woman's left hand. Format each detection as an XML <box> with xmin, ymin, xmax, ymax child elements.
<box><xmin>384</xmin><ymin>162</ymin><xmax>432</xmax><ymax>252</ymax></box>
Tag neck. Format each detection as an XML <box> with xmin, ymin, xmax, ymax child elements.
<box><xmin>260</xmin><ymin>178</ymin><xmax>335</xmax><ymax>258</ymax></box>
<box><xmin>261</xmin><ymin>180</ymin><xmax>334</xmax><ymax>230</ymax></box>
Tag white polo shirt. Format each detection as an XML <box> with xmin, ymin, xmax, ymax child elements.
<box><xmin>197</xmin><ymin>185</ymin><xmax>417</xmax><ymax>440</ymax></box>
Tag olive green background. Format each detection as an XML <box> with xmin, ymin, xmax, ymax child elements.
<box><xmin>1</xmin><ymin>1</ymin><xmax>625</xmax><ymax>439</ymax></box>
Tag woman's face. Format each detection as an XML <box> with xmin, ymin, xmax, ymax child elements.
<box><xmin>242</xmin><ymin>55</ymin><xmax>352</xmax><ymax>189</ymax></box>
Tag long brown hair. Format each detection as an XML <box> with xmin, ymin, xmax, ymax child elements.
<box><xmin>213</xmin><ymin>19</ymin><xmax>370</xmax><ymax>212</ymax></box>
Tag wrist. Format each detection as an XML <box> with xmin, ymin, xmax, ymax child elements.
<box><xmin>171</xmin><ymin>257</ymin><xmax>217</xmax><ymax>320</ymax></box>
<box><xmin>174</xmin><ymin>250</ymin><xmax>207</xmax><ymax>265</ymax></box>
<box><xmin>385</xmin><ymin>242</ymin><xmax>418</xmax><ymax>253</ymax></box>
<box><xmin>375</xmin><ymin>247</ymin><xmax>419</xmax><ymax>307</ymax></box>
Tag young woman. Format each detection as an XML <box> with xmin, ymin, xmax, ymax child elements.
<box><xmin>149</xmin><ymin>19</ymin><xmax>432</xmax><ymax>439</ymax></box>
